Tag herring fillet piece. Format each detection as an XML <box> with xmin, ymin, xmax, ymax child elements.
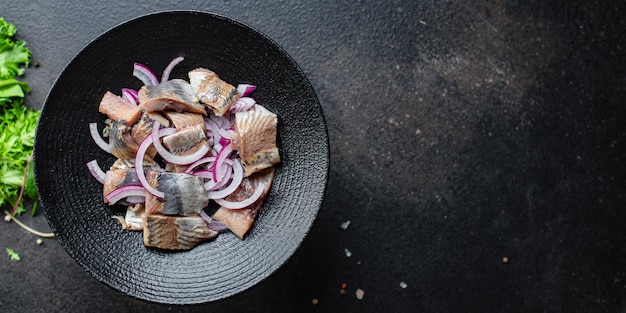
<box><xmin>142</xmin><ymin>215</ymin><xmax>218</xmax><ymax>250</ymax></box>
<box><xmin>212</xmin><ymin>167</ymin><xmax>275</xmax><ymax>238</ymax></box>
<box><xmin>138</xmin><ymin>79</ymin><xmax>204</xmax><ymax>113</ymax></box>
<box><xmin>98</xmin><ymin>91</ymin><xmax>142</xmax><ymax>126</ymax></box>
<box><xmin>232</xmin><ymin>104</ymin><xmax>281</xmax><ymax>177</ymax></box>
<box><xmin>188</xmin><ymin>68</ymin><xmax>239</xmax><ymax>116</ymax></box>
<box><xmin>144</xmin><ymin>171</ymin><xmax>209</xmax><ymax>216</ymax></box>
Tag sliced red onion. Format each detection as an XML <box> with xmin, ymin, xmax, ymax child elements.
<box><xmin>214</xmin><ymin>182</ymin><xmax>267</xmax><ymax>210</ymax></box>
<box><xmin>229</xmin><ymin>97</ymin><xmax>256</xmax><ymax>113</ymax></box>
<box><xmin>205</xmin><ymin>117</ymin><xmax>223</xmax><ymax>154</ymax></box>
<box><xmin>193</xmin><ymin>169</ymin><xmax>214</xmax><ymax>180</ymax></box>
<box><xmin>236</xmin><ymin>84</ymin><xmax>256</xmax><ymax>97</ymax></box>
<box><xmin>213</xmin><ymin>143</ymin><xmax>233</xmax><ymax>183</ymax></box>
<box><xmin>86</xmin><ymin>159</ymin><xmax>106</xmax><ymax>184</ymax></box>
<box><xmin>89</xmin><ymin>122</ymin><xmax>112</xmax><ymax>153</ymax></box>
<box><xmin>121</xmin><ymin>88</ymin><xmax>139</xmax><ymax>105</ymax></box>
<box><xmin>135</xmin><ymin>135</ymin><xmax>164</xmax><ymax>198</ymax></box>
<box><xmin>161</xmin><ymin>56</ymin><xmax>184</xmax><ymax>82</ymax></box>
<box><xmin>200</xmin><ymin>210</ymin><xmax>229</xmax><ymax>232</ymax></box>
<box><xmin>207</xmin><ymin>158</ymin><xmax>244</xmax><ymax>199</ymax></box>
<box><xmin>203</xmin><ymin>159</ymin><xmax>233</xmax><ymax>191</ymax></box>
<box><xmin>133</xmin><ymin>62</ymin><xmax>159</xmax><ymax>86</ymax></box>
<box><xmin>151</xmin><ymin>122</ymin><xmax>211</xmax><ymax>165</ymax></box>
<box><xmin>106</xmin><ymin>185</ymin><xmax>147</xmax><ymax>204</ymax></box>
<box><xmin>219</xmin><ymin>136</ymin><xmax>231</xmax><ymax>147</ymax></box>
<box><xmin>184</xmin><ymin>156</ymin><xmax>216</xmax><ymax>173</ymax></box>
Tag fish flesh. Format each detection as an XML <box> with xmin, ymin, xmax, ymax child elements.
<box><xmin>188</xmin><ymin>68</ymin><xmax>239</xmax><ymax>116</ymax></box>
<box><xmin>105</xmin><ymin>120</ymin><xmax>139</xmax><ymax>162</ymax></box>
<box><xmin>162</xmin><ymin>111</ymin><xmax>205</xmax><ymax>130</ymax></box>
<box><xmin>138</xmin><ymin>79</ymin><xmax>204</xmax><ymax>114</ymax></box>
<box><xmin>231</xmin><ymin>104</ymin><xmax>280</xmax><ymax>177</ymax></box>
<box><xmin>131</xmin><ymin>111</ymin><xmax>170</xmax><ymax>158</ymax></box>
<box><xmin>112</xmin><ymin>204</ymin><xmax>144</xmax><ymax>231</ymax></box>
<box><xmin>212</xmin><ymin>167</ymin><xmax>275</xmax><ymax>238</ymax></box>
<box><xmin>142</xmin><ymin>214</ymin><xmax>218</xmax><ymax>250</ymax></box>
<box><xmin>99</xmin><ymin>91</ymin><xmax>142</xmax><ymax>126</ymax></box>
<box><xmin>162</xmin><ymin>124</ymin><xmax>210</xmax><ymax>158</ymax></box>
<box><xmin>144</xmin><ymin>171</ymin><xmax>209</xmax><ymax>216</ymax></box>
<box><xmin>102</xmin><ymin>168</ymin><xmax>141</xmax><ymax>202</ymax></box>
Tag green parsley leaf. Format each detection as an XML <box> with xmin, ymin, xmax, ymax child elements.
<box><xmin>0</xmin><ymin>17</ymin><xmax>30</xmax><ymax>80</ymax></box>
<box><xmin>0</xmin><ymin>17</ymin><xmax>38</xmax><ymax>215</ymax></box>
<box><xmin>6</xmin><ymin>247</ymin><xmax>20</xmax><ymax>261</ymax></box>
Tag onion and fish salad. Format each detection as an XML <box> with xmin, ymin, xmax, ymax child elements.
<box><xmin>87</xmin><ymin>57</ymin><xmax>281</xmax><ymax>250</ymax></box>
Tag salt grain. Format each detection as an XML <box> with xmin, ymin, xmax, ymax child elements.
<box><xmin>399</xmin><ymin>281</ymin><xmax>408</xmax><ymax>289</ymax></box>
<box><xmin>344</xmin><ymin>248</ymin><xmax>352</xmax><ymax>258</ymax></box>
<box><xmin>340</xmin><ymin>220</ymin><xmax>351</xmax><ymax>230</ymax></box>
<box><xmin>355</xmin><ymin>288</ymin><xmax>365</xmax><ymax>300</ymax></box>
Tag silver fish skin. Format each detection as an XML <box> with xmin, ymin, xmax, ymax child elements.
<box><xmin>142</xmin><ymin>214</ymin><xmax>218</xmax><ymax>250</ymax></box>
<box><xmin>138</xmin><ymin>79</ymin><xmax>204</xmax><ymax>114</ymax></box>
<box><xmin>188</xmin><ymin>68</ymin><xmax>239</xmax><ymax>116</ymax></box>
<box><xmin>144</xmin><ymin>171</ymin><xmax>209</xmax><ymax>216</ymax></box>
<box><xmin>232</xmin><ymin>104</ymin><xmax>281</xmax><ymax>177</ymax></box>
<box><xmin>162</xmin><ymin>124</ymin><xmax>209</xmax><ymax>156</ymax></box>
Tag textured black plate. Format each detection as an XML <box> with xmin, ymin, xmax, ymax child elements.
<box><xmin>34</xmin><ymin>11</ymin><xmax>328</xmax><ymax>304</ymax></box>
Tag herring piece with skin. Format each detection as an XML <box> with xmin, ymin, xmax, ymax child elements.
<box><xmin>142</xmin><ymin>214</ymin><xmax>218</xmax><ymax>250</ymax></box>
<box><xmin>106</xmin><ymin>120</ymin><xmax>138</xmax><ymax>161</ymax></box>
<box><xmin>131</xmin><ymin>111</ymin><xmax>170</xmax><ymax>159</ymax></box>
<box><xmin>162</xmin><ymin>124</ymin><xmax>210</xmax><ymax>158</ymax></box>
<box><xmin>231</xmin><ymin>104</ymin><xmax>281</xmax><ymax>177</ymax></box>
<box><xmin>188</xmin><ymin>68</ymin><xmax>239</xmax><ymax>116</ymax></box>
<box><xmin>102</xmin><ymin>168</ymin><xmax>140</xmax><ymax>202</ymax></box>
<box><xmin>138</xmin><ymin>79</ymin><xmax>204</xmax><ymax>114</ymax></box>
<box><xmin>212</xmin><ymin>167</ymin><xmax>275</xmax><ymax>238</ymax></box>
<box><xmin>144</xmin><ymin>171</ymin><xmax>209</xmax><ymax>216</ymax></box>
<box><xmin>98</xmin><ymin>91</ymin><xmax>142</xmax><ymax>126</ymax></box>
<box><xmin>162</xmin><ymin>111</ymin><xmax>205</xmax><ymax>130</ymax></box>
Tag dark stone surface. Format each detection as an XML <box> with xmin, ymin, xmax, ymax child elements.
<box><xmin>2</xmin><ymin>0</ymin><xmax>626</xmax><ymax>312</ymax></box>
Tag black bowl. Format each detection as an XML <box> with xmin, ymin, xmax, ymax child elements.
<box><xmin>34</xmin><ymin>11</ymin><xmax>328</xmax><ymax>304</ymax></box>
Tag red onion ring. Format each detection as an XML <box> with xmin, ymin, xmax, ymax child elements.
<box><xmin>204</xmin><ymin>161</ymin><xmax>233</xmax><ymax>191</ymax></box>
<box><xmin>86</xmin><ymin>159</ymin><xmax>106</xmax><ymax>184</ymax></box>
<box><xmin>161</xmin><ymin>56</ymin><xmax>184</xmax><ymax>82</ymax></box>
<box><xmin>106</xmin><ymin>185</ymin><xmax>147</xmax><ymax>204</ymax></box>
<box><xmin>207</xmin><ymin>158</ymin><xmax>244</xmax><ymax>199</ymax></box>
<box><xmin>213</xmin><ymin>143</ymin><xmax>233</xmax><ymax>183</ymax></box>
<box><xmin>236</xmin><ymin>84</ymin><xmax>256</xmax><ymax>97</ymax></box>
<box><xmin>184</xmin><ymin>156</ymin><xmax>217</xmax><ymax>173</ymax></box>
<box><xmin>121</xmin><ymin>88</ymin><xmax>139</xmax><ymax>105</ymax></box>
<box><xmin>133</xmin><ymin>62</ymin><xmax>159</xmax><ymax>86</ymax></box>
<box><xmin>89</xmin><ymin>122</ymin><xmax>112</xmax><ymax>153</ymax></box>
<box><xmin>151</xmin><ymin>122</ymin><xmax>210</xmax><ymax>165</ymax></box>
<box><xmin>135</xmin><ymin>134</ymin><xmax>163</xmax><ymax>198</ymax></box>
<box><xmin>214</xmin><ymin>182</ymin><xmax>267</xmax><ymax>210</ymax></box>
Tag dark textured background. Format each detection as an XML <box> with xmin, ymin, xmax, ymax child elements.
<box><xmin>2</xmin><ymin>0</ymin><xmax>626</xmax><ymax>312</ymax></box>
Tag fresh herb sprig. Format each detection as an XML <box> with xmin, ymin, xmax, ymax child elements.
<box><xmin>0</xmin><ymin>17</ymin><xmax>39</xmax><ymax>216</ymax></box>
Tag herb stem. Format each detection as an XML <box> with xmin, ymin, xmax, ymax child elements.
<box><xmin>3</xmin><ymin>210</ymin><xmax>54</xmax><ymax>238</ymax></box>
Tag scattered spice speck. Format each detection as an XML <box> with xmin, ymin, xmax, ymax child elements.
<box><xmin>502</xmin><ymin>256</ymin><xmax>509</xmax><ymax>264</ymax></box>
<box><xmin>355</xmin><ymin>288</ymin><xmax>365</xmax><ymax>300</ymax></box>
<box><xmin>344</xmin><ymin>248</ymin><xmax>352</xmax><ymax>258</ymax></box>
<box><xmin>341</xmin><ymin>283</ymin><xmax>348</xmax><ymax>289</ymax></box>
<box><xmin>340</xmin><ymin>288</ymin><xmax>347</xmax><ymax>296</ymax></box>
<box><xmin>311</xmin><ymin>298</ymin><xmax>319</xmax><ymax>305</ymax></box>
<box><xmin>340</xmin><ymin>220</ymin><xmax>351</xmax><ymax>230</ymax></box>
<box><xmin>399</xmin><ymin>281</ymin><xmax>408</xmax><ymax>289</ymax></box>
